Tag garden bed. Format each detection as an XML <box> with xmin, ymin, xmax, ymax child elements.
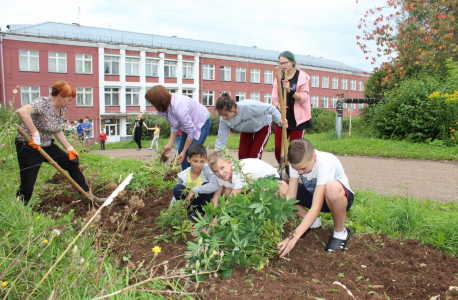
<box><xmin>36</xmin><ymin>174</ymin><xmax>458</xmax><ymax>299</ymax></box>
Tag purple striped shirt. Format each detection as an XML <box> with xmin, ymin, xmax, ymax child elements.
<box><xmin>158</xmin><ymin>94</ymin><xmax>209</xmax><ymax>140</ymax></box>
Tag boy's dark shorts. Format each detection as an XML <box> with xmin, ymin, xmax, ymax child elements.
<box><xmin>284</xmin><ymin>180</ymin><xmax>354</xmax><ymax>213</ymax></box>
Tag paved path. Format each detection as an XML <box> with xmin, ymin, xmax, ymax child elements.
<box><xmin>91</xmin><ymin>148</ymin><xmax>458</xmax><ymax>203</ymax></box>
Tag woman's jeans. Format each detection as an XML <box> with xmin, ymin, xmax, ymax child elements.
<box><xmin>178</xmin><ymin>117</ymin><xmax>211</xmax><ymax>170</ymax></box>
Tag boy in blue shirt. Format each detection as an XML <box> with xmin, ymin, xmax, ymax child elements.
<box><xmin>171</xmin><ymin>144</ymin><xmax>219</xmax><ymax>220</ymax></box>
<box><xmin>82</xmin><ymin>116</ymin><xmax>92</xmax><ymax>153</ymax></box>
<box><xmin>77</xmin><ymin>119</ymin><xmax>84</xmax><ymax>142</ymax></box>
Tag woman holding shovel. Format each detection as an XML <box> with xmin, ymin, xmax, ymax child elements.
<box><xmin>272</xmin><ymin>51</ymin><xmax>312</xmax><ymax>164</ymax></box>
<box><xmin>15</xmin><ymin>81</ymin><xmax>106</xmax><ymax>205</ymax></box>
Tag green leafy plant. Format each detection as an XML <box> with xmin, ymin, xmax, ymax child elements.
<box><xmin>186</xmin><ymin>176</ymin><xmax>297</xmax><ymax>279</ymax></box>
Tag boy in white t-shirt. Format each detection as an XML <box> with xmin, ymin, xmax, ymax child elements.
<box><xmin>207</xmin><ymin>151</ymin><xmax>288</xmax><ymax>205</ymax></box>
<box><xmin>277</xmin><ymin>139</ymin><xmax>354</xmax><ymax>258</ymax></box>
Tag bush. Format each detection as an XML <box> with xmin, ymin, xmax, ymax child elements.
<box><xmin>363</xmin><ymin>75</ymin><xmax>458</xmax><ymax>145</ymax></box>
<box><xmin>305</xmin><ymin>108</ymin><xmax>336</xmax><ymax>134</ymax></box>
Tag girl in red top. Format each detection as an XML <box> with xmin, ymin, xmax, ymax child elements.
<box><xmin>100</xmin><ymin>129</ymin><xmax>107</xmax><ymax>150</ymax></box>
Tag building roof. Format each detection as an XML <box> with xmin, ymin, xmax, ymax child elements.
<box><xmin>4</xmin><ymin>22</ymin><xmax>364</xmax><ymax>73</ymax></box>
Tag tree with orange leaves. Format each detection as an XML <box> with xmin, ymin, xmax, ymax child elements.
<box><xmin>357</xmin><ymin>0</ymin><xmax>458</xmax><ymax>87</ymax></box>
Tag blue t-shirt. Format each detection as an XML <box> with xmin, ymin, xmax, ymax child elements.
<box><xmin>77</xmin><ymin>124</ymin><xmax>84</xmax><ymax>136</ymax></box>
<box><xmin>82</xmin><ymin>121</ymin><xmax>92</xmax><ymax>136</ymax></box>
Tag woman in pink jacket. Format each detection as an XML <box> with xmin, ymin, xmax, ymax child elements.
<box><xmin>272</xmin><ymin>51</ymin><xmax>312</xmax><ymax>163</ymax></box>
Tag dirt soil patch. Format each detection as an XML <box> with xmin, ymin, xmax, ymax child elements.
<box><xmin>36</xmin><ymin>174</ymin><xmax>458</xmax><ymax>299</ymax></box>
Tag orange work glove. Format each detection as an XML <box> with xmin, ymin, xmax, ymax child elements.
<box><xmin>66</xmin><ymin>146</ymin><xmax>79</xmax><ymax>163</ymax></box>
<box><xmin>28</xmin><ymin>130</ymin><xmax>41</xmax><ymax>151</ymax></box>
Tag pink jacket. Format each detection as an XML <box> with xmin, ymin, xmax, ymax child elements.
<box><xmin>272</xmin><ymin>69</ymin><xmax>311</xmax><ymax>125</ymax></box>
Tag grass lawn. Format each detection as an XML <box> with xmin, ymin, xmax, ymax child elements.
<box><xmin>91</xmin><ymin>132</ymin><xmax>458</xmax><ymax>161</ymax></box>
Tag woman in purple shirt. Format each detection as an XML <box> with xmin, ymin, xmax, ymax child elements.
<box><xmin>145</xmin><ymin>85</ymin><xmax>211</xmax><ymax>170</ymax></box>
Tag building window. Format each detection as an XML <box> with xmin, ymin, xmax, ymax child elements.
<box><xmin>126</xmin><ymin>88</ymin><xmax>140</xmax><ymax>106</ymax></box>
<box><xmin>104</xmin><ymin>56</ymin><xmax>119</xmax><ymax>75</ymax></box>
<box><xmin>236</xmin><ymin>67</ymin><xmax>246</xmax><ymax>82</ymax></box>
<box><xmin>21</xmin><ymin>86</ymin><xmax>40</xmax><ymax>106</ymax></box>
<box><xmin>182</xmin><ymin>62</ymin><xmax>194</xmax><ymax>79</ymax></box>
<box><xmin>126</xmin><ymin>58</ymin><xmax>140</xmax><ymax>76</ymax></box>
<box><xmin>250</xmin><ymin>69</ymin><xmax>260</xmax><ymax>83</ymax></box>
<box><xmin>220</xmin><ymin>91</ymin><xmax>231</xmax><ymax>96</ymax></box>
<box><xmin>311</xmin><ymin>75</ymin><xmax>319</xmax><ymax>88</ymax></box>
<box><xmin>164</xmin><ymin>60</ymin><xmax>177</xmax><ymax>77</ymax></box>
<box><xmin>250</xmin><ymin>92</ymin><xmax>260</xmax><ymax>101</ymax></box>
<box><xmin>264</xmin><ymin>70</ymin><xmax>273</xmax><ymax>84</ymax></box>
<box><xmin>105</xmin><ymin>88</ymin><xmax>120</xmax><ymax>106</ymax></box>
<box><xmin>321</xmin><ymin>96</ymin><xmax>329</xmax><ymax>108</ymax></box>
<box><xmin>167</xmin><ymin>88</ymin><xmax>178</xmax><ymax>94</ymax></box>
<box><xmin>182</xmin><ymin>89</ymin><xmax>194</xmax><ymax>98</ymax></box>
<box><xmin>202</xmin><ymin>90</ymin><xmax>214</xmax><ymax>106</ymax></box>
<box><xmin>359</xmin><ymin>80</ymin><xmax>365</xmax><ymax>91</ymax></box>
<box><xmin>75</xmin><ymin>54</ymin><xmax>92</xmax><ymax>74</ymax></box>
<box><xmin>322</xmin><ymin>76</ymin><xmax>329</xmax><ymax>89</ymax></box>
<box><xmin>349</xmin><ymin>103</ymin><xmax>356</xmax><ymax>109</ymax></box>
<box><xmin>219</xmin><ymin>66</ymin><xmax>231</xmax><ymax>81</ymax></box>
<box><xmin>48</xmin><ymin>52</ymin><xmax>66</xmax><ymax>73</ymax></box>
<box><xmin>350</xmin><ymin>79</ymin><xmax>356</xmax><ymax>91</ymax></box>
<box><xmin>203</xmin><ymin>64</ymin><xmax>214</xmax><ymax>80</ymax></box>
<box><xmin>235</xmin><ymin>92</ymin><xmax>245</xmax><ymax>102</ymax></box>
<box><xmin>19</xmin><ymin>50</ymin><xmax>39</xmax><ymax>72</ymax></box>
<box><xmin>264</xmin><ymin>93</ymin><xmax>272</xmax><ymax>104</ymax></box>
<box><xmin>358</xmin><ymin>103</ymin><xmax>365</xmax><ymax>109</ymax></box>
<box><xmin>331</xmin><ymin>97</ymin><xmax>338</xmax><ymax>109</ymax></box>
<box><xmin>311</xmin><ymin>96</ymin><xmax>318</xmax><ymax>108</ymax></box>
<box><xmin>332</xmin><ymin>77</ymin><xmax>338</xmax><ymax>89</ymax></box>
<box><xmin>341</xmin><ymin>78</ymin><xmax>348</xmax><ymax>90</ymax></box>
<box><xmin>145</xmin><ymin>59</ymin><xmax>158</xmax><ymax>77</ymax></box>
<box><xmin>76</xmin><ymin>87</ymin><xmax>93</xmax><ymax>106</ymax></box>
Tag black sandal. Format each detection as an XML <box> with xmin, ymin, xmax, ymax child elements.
<box><xmin>325</xmin><ymin>227</ymin><xmax>351</xmax><ymax>251</ymax></box>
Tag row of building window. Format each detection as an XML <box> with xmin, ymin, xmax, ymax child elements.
<box><xmin>18</xmin><ymin>50</ymin><xmax>366</xmax><ymax>92</ymax></box>
<box><xmin>19</xmin><ymin>50</ymin><xmax>93</xmax><ymax>74</ymax></box>
<box><xmin>21</xmin><ymin>85</ymin><xmax>365</xmax><ymax>110</ymax></box>
<box><xmin>311</xmin><ymin>75</ymin><xmax>364</xmax><ymax>91</ymax></box>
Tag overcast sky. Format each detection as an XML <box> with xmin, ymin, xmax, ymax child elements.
<box><xmin>1</xmin><ymin>0</ymin><xmax>392</xmax><ymax>72</ymax></box>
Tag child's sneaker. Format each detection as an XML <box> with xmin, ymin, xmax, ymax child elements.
<box><xmin>148</xmin><ymin>148</ymin><xmax>153</xmax><ymax>150</ymax></box>
<box><xmin>310</xmin><ymin>217</ymin><xmax>321</xmax><ymax>228</ymax></box>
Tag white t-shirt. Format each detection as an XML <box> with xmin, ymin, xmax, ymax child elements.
<box><xmin>217</xmin><ymin>158</ymin><xmax>279</xmax><ymax>190</ymax></box>
<box><xmin>290</xmin><ymin>150</ymin><xmax>352</xmax><ymax>194</ymax></box>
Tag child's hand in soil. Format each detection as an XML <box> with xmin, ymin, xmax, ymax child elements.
<box><xmin>186</xmin><ymin>192</ymin><xmax>194</xmax><ymax>206</ymax></box>
<box><xmin>277</xmin><ymin>237</ymin><xmax>298</xmax><ymax>258</ymax></box>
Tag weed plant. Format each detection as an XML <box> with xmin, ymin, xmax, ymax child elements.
<box><xmin>0</xmin><ymin>103</ymin><xmax>191</xmax><ymax>298</ymax></box>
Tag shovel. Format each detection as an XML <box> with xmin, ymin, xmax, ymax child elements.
<box><xmin>275</xmin><ymin>67</ymin><xmax>289</xmax><ymax>179</ymax></box>
<box><xmin>17</xmin><ymin>126</ymin><xmax>94</xmax><ymax>205</ymax></box>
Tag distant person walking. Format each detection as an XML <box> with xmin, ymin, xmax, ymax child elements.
<box><xmin>272</xmin><ymin>51</ymin><xmax>312</xmax><ymax>163</ymax></box>
<box><xmin>148</xmin><ymin>123</ymin><xmax>161</xmax><ymax>151</ymax></box>
<box><xmin>133</xmin><ymin>113</ymin><xmax>149</xmax><ymax>151</ymax></box>
<box><xmin>77</xmin><ymin>119</ymin><xmax>84</xmax><ymax>142</ymax></box>
<box><xmin>145</xmin><ymin>85</ymin><xmax>211</xmax><ymax>170</ymax></box>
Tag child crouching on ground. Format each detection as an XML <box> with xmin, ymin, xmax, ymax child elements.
<box><xmin>171</xmin><ymin>144</ymin><xmax>219</xmax><ymax>220</ymax></box>
<box><xmin>277</xmin><ymin>139</ymin><xmax>354</xmax><ymax>258</ymax></box>
<box><xmin>207</xmin><ymin>151</ymin><xmax>289</xmax><ymax>205</ymax></box>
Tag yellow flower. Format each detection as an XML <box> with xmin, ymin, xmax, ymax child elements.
<box><xmin>152</xmin><ymin>246</ymin><xmax>161</xmax><ymax>253</ymax></box>
<box><xmin>212</xmin><ymin>250</ymin><xmax>218</xmax><ymax>256</ymax></box>
<box><xmin>452</xmin><ymin>129</ymin><xmax>455</xmax><ymax>132</ymax></box>
<box><xmin>90</xmin><ymin>225</ymin><xmax>94</xmax><ymax>228</ymax></box>
<box><xmin>452</xmin><ymin>137</ymin><xmax>455</xmax><ymax>140</ymax></box>
<box><xmin>2</xmin><ymin>281</ymin><xmax>7</xmax><ymax>287</ymax></box>
<box><xmin>43</xmin><ymin>239</ymin><xmax>48</xmax><ymax>244</ymax></box>
<box><xmin>36</xmin><ymin>216</ymin><xmax>40</xmax><ymax>219</ymax></box>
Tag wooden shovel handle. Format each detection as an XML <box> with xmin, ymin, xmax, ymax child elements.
<box><xmin>17</xmin><ymin>126</ymin><xmax>93</xmax><ymax>203</ymax></box>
